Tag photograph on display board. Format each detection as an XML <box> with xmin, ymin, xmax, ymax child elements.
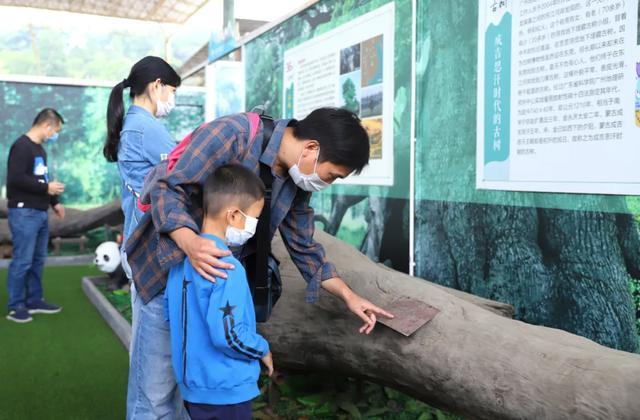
<box><xmin>361</xmin><ymin>83</ymin><xmax>383</xmax><ymax>118</ymax></box>
<box><xmin>636</xmin><ymin>62</ymin><xmax>640</xmax><ymax>127</ymax></box>
<box><xmin>361</xmin><ymin>35</ymin><xmax>384</xmax><ymax>87</ymax></box>
<box><xmin>340</xmin><ymin>70</ymin><xmax>361</xmax><ymax>115</ymax></box>
<box><xmin>362</xmin><ymin>117</ymin><xmax>383</xmax><ymax>159</ymax></box>
<box><xmin>340</xmin><ymin>43</ymin><xmax>361</xmax><ymax>75</ymax></box>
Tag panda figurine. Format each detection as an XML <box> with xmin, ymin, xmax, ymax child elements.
<box><xmin>94</xmin><ymin>241</ymin><xmax>128</xmax><ymax>290</ymax></box>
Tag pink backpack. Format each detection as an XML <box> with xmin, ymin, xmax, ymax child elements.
<box><xmin>136</xmin><ymin>113</ymin><xmax>262</xmax><ymax>212</ymax></box>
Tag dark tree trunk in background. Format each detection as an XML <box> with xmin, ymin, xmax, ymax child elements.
<box><xmin>481</xmin><ymin>205</ymin><xmax>555</xmax><ymax>327</ymax></box>
<box><xmin>321</xmin><ymin>195</ymin><xmax>410</xmax><ymax>273</ymax></box>
<box><xmin>324</xmin><ymin>195</ymin><xmax>366</xmax><ymax>235</ymax></box>
<box><xmin>539</xmin><ymin>209</ymin><xmax>637</xmax><ymax>351</ymax></box>
<box><xmin>415</xmin><ymin>201</ymin><xmax>639</xmax><ymax>353</ymax></box>
<box><xmin>360</xmin><ymin>195</ymin><xmax>386</xmax><ymax>261</ymax></box>
<box><xmin>377</xmin><ymin>198</ymin><xmax>410</xmax><ymax>272</ymax></box>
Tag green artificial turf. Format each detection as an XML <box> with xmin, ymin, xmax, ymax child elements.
<box><xmin>0</xmin><ymin>265</ymin><xmax>128</xmax><ymax>420</ymax></box>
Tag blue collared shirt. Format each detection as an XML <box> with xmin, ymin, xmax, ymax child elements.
<box><xmin>117</xmin><ymin>105</ymin><xmax>175</xmax><ymax>240</ymax></box>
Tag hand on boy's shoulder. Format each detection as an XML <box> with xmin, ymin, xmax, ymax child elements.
<box><xmin>187</xmin><ymin>254</ymin><xmax>244</xmax><ymax>285</ymax></box>
<box><xmin>181</xmin><ymin>233</ymin><xmax>235</xmax><ymax>283</ymax></box>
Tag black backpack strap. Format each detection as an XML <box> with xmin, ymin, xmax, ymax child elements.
<box><xmin>253</xmin><ymin>116</ymin><xmax>275</xmax><ymax>298</ymax></box>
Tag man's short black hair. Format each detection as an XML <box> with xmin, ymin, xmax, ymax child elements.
<box><xmin>203</xmin><ymin>164</ymin><xmax>265</xmax><ymax>217</ymax></box>
<box><xmin>292</xmin><ymin>107</ymin><xmax>370</xmax><ymax>174</ymax></box>
<box><xmin>32</xmin><ymin>108</ymin><xmax>64</xmax><ymax>127</ymax></box>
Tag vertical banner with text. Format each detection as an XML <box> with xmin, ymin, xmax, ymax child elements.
<box><xmin>477</xmin><ymin>0</ymin><xmax>640</xmax><ymax>195</ymax></box>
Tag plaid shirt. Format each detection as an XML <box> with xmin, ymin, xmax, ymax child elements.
<box><xmin>126</xmin><ymin>113</ymin><xmax>339</xmax><ymax>304</ymax></box>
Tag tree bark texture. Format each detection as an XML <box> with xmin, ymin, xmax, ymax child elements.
<box><xmin>264</xmin><ymin>229</ymin><xmax>640</xmax><ymax>420</ymax></box>
<box><xmin>414</xmin><ymin>201</ymin><xmax>639</xmax><ymax>353</ymax></box>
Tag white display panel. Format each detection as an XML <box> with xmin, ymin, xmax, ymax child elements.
<box><xmin>283</xmin><ymin>3</ymin><xmax>395</xmax><ymax>186</ymax></box>
<box><xmin>477</xmin><ymin>0</ymin><xmax>640</xmax><ymax>195</ymax></box>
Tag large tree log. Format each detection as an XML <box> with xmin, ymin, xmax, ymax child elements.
<box><xmin>263</xmin><ymin>230</ymin><xmax>640</xmax><ymax>420</ymax></box>
<box><xmin>0</xmin><ymin>199</ymin><xmax>124</xmax><ymax>243</ymax></box>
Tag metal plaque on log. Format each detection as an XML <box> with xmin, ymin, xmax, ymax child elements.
<box><xmin>379</xmin><ymin>298</ymin><xmax>440</xmax><ymax>337</ymax></box>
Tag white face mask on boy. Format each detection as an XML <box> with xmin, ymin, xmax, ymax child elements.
<box><xmin>225</xmin><ymin>209</ymin><xmax>259</xmax><ymax>247</ymax></box>
<box><xmin>288</xmin><ymin>148</ymin><xmax>330</xmax><ymax>192</ymax></box>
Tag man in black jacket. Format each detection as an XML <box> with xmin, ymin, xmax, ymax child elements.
<box><xmin>6</xmin><ymin>108</ymin><xmax>66</xmax><ymax>323</ymax></box>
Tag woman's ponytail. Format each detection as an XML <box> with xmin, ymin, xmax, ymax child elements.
<box><xmin>103</xmin><ymin>79</ymin><xmax>129</xmax><ymax>162</ymax></box>
<box><xmin>103</xmin><ymin>56</ymin><xmax>181</xmax><ymax>162</ymax></box>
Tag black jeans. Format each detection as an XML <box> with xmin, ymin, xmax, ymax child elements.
<box><xmin>184</xmin><ymin>400</ymin><xmax>252</xmax><ymax>420</ymax></box>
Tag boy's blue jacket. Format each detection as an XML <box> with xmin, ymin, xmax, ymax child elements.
<box><xmin>165</xmin><ymin>234</ymin><xmax>269</xmax><ymax>405</ymax></box>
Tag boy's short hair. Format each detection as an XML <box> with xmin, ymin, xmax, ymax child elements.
<box><xmin>32</xmin><ymin>108</ymin><xmax>64</xmax><ymax>127</ymax></box>
<box><xmin>292</xmin><ymin>107</ymin><xmax>370</xmax><ymax>174</ymax></box>
<box><xmin>203</xmin><ymin>164</ymin><xmax>265</xmax><ymax>217</ymax></box>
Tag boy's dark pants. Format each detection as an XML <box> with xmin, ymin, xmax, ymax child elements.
<box><xmin>184</xmin><ymin>401</ymin><xmax>252</xmax><ymax>420</ymax></box>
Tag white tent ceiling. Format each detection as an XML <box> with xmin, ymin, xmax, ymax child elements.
<box><xmin>0</xmin><ymin>0</ymin><xmax>210</xmax><ymax>23</ymax></box>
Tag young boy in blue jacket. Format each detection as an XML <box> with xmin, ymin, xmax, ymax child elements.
<box><xmin>165</xmin><ymin>164</ymin><xmax>274</xmax><ymax>420</ymax></box>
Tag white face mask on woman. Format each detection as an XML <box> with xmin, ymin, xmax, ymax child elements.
<box><xmin>155</xmin><ymin>86</ymin><xmax>176</xmax><ymax>118</ymax></box>
<box><xmin>225</xmin><ymin>209</ymin><xmax>259</xmax><ymax>247</ymax></box>
<box><xmin>288</xmin><ymin>148</ymin><xmax>330</xmax><ymax>192</ymax></box>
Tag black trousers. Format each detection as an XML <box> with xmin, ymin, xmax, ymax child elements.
<box><xmin>184</xmin><ymin>400</ymin><xmax>252</xmax><ymax>420</ymax></box>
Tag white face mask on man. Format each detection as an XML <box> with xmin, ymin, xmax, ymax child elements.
<box><xmin>225</xmin><ymin>209</ymin><xmax>259</xmax><ymax>247</ymax></box>
<box><xmin>288</xmin><ymin>148</ymin><xmax>330</xmax><ymax>192</ymax></box>
<box><xmin>155</xmin><ymin>85</ymin><xmax>176</xmax><ymax>118</ymax></box>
